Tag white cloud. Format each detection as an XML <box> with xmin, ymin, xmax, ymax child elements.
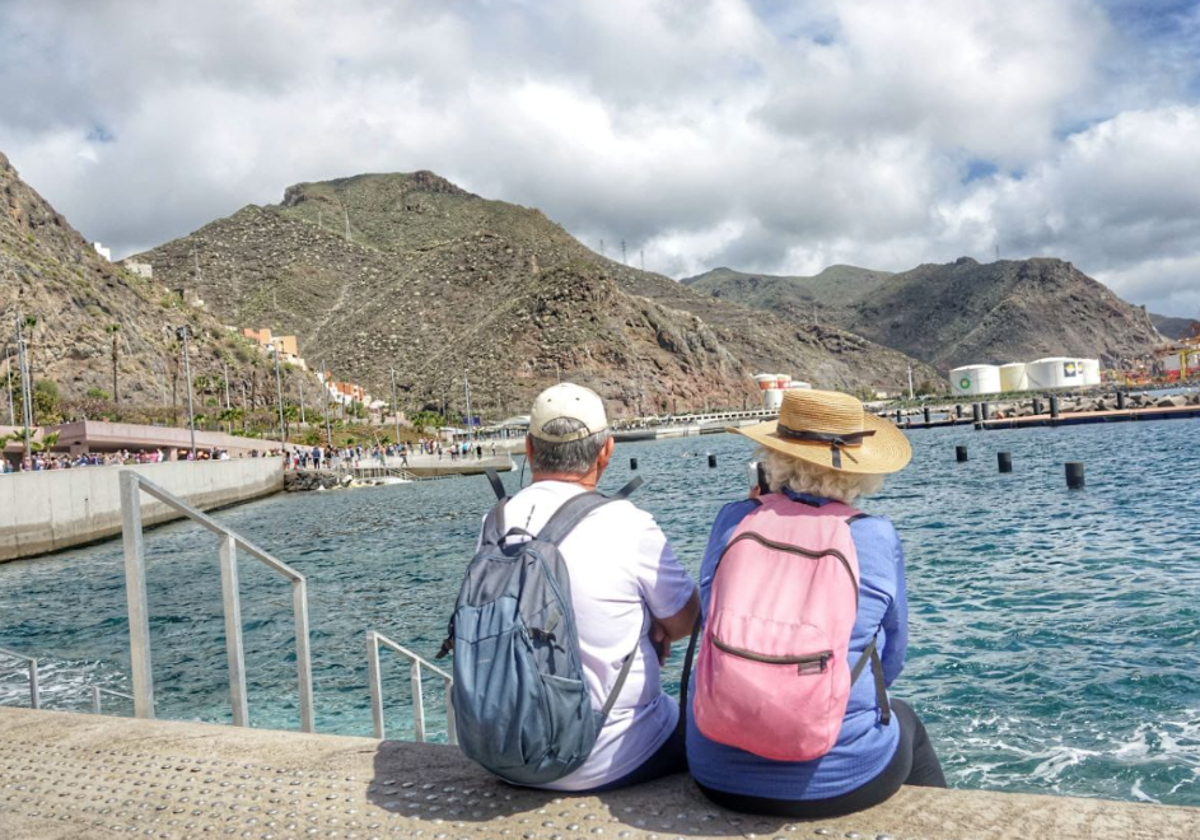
<box><xmin>0</xmin><ymin>0</ymin><xmax>1197</xmax><ymax>317</ymax></box>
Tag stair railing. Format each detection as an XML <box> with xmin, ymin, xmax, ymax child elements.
<box><xmin>366</xmin><ymin>630</ymin><xmax>455</xmax><ymax>744</ymax></box>
<box><xmin>90</xmin><ymin>685</ymin><xmax>134</xmax><ymax>715</ymax></box>
<box><xmin>119</xmin><ymin>471</ymin><xmax>315</xmax><ymax>732</ymax></box>
<box><xmin>0</xmin><ymin>646</ymin><xmax>40</xmax><ymax>709</ymax></box>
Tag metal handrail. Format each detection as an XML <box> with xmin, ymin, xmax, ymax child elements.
<box><xmin>366</xmin><ymin>630</ymin><xmax>455</xmax><ymax>744</ymax></box>
<box><xmin>119</xmin><ymin>471</ymin><xmax>315</xmax><ymax>732</ymax></box>
<box><xmin>90</xmin><ymin>685</ymin><xmax>134</xmax><ymax>715</ymax></box>
<box><xmin>0</xmin><ymin>645</ymin><xmax>39</xmax><ymax>709</ymax></box>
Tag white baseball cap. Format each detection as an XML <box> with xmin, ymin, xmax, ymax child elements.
<box><xmin>529</xmin><ymin>383</ymin><xmax>609</xmax><ymax>442</ymax></box>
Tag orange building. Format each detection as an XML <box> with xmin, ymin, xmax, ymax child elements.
<box><xmin>242</xmin><ymin>328</ymin><xmax>305</xmax><ymax>369</ymax></box>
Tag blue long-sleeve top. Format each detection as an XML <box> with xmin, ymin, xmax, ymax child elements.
<box><xmin>686</xmin><ymin>488</ymin><xmax>908</xmax><ymax>800</ymax></box>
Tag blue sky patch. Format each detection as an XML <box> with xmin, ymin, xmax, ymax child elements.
<box><xmin>86</xmin><ymin>124</ymin><xmax>115</xmax><ymax>143</ymax></box>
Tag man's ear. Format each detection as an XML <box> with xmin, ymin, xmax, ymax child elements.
<box><xmin>597</xmin><ymin>435</ymin><xmax>615</xmax><ymax>471</ymax></box>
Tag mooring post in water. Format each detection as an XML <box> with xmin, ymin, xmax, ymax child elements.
<box><xmin>956</xmin><ymin>445</ymin><xmax>968</xmax><ymax>463</ymax></box>
<box><xmin>955</xmin><ymin>404</ymin><xmax>963</xmax><ymax>419</ymax></box>
<box><xmin>1033</xmin><ymin>397</ymin><xmax>1042</xmax><ymax>416</ymax></box>
<box><xmin>923</xmin><ymin>407</ymin><xmax>931</xmax><ymax>424</ymax></box>
<box><xmin>981</xmin><ymin>402</ymin><xmax>991</xmax><ymax>421</ymax></box>
<box><xmin>707</xmin><ymin>454</ymin><xmax>717</xmax><ymax>468</ymax></box>
<box><xmin>895</xmin><ymin>409</ymin><xmax>902</xmax><ymax>424</ymax></box>
<box><xmin>1050</xmin><ymin>395</ymin><xmax>1060</xmax><ymax>419</ymax></box>
<box><xmin>972</xmin><ymin>403</ymin><xmax>981</xmax><ymax>423</ymax></box>
<box><xmin>998</xmin><ymin>452</ymin><xmax>1012</xmax><ymax>473</ymax></box>
<box><xmin>1117</xmin><ymin>391</ymin><xmax>1127</xmax><ymax>410</ymax></box>
<box><xmin>630</xmin><ymin>457</ymin><xmax>638</xmax><ymax>470</ymax></box>
<box><xmin>1066</xmin><ymin>462</ymin><xmax>1085</xmax><ymax>489</ymax></box>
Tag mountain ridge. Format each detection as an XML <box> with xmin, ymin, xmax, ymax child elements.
<box><xmin>135</xmin><ymin>170</ymin><xmax>942</xmax><ymax>417</ymax></box>
<box><xmin>684</xmin><ymin>256</ymin><xmax>1164</xmax><ymax>371</ymax></box>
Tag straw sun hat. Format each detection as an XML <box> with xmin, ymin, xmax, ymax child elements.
<box><xmin>732</xmin><ymin>388</ymin><xmax>911</xmax><ymax>474</ymax></box>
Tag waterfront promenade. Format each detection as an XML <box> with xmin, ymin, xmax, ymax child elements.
<box><xmin>0</xmin><ymin>458</ymin><xmax>284</xmax><ymax>562</ymax></box>
<box><xmin>1</xmin><ymin>707</ymin><xmax>1194</xmax><ymax>839</ymax></box>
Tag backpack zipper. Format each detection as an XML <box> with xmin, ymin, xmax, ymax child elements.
<box><xmin>710</xmin><ymin>636</ymin><xmax>832</xmax><ymax>674</ymax></box>
<box><xmin>719</xmin><ymin>531</ymin><xmax>859</xmax><ymax>607</ymax></box>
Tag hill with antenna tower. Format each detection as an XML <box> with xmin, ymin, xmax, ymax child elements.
<box><xmin>135</xmin><ymin>171</ymin><xmax>940</xmax><ymax>418</ymax></box>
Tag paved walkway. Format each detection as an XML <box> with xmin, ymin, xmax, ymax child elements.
<box><xmin>1</xmin><ymin>708</ymin><xmax>1196</xmax><ymax>839</ymax></box>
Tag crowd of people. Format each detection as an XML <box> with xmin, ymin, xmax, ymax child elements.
<box><xmin>281</xmin><ymin>438</ymin><xmax>499</xmax><ymax>470</ymax></box>
<box><xmin>0</xmin><ymin>446</ymin><xmax>283</xmax><ymax>473</ymax></box>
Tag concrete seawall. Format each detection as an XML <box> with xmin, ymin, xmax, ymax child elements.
<box><xmin>1</xmin><ymin>707</ymin><xmax>1195</xmax><ymax>840</ymax></box>
<box><xmin>0</xmin><ymin>459</ymin><xmax>285</xmax><ymax>563</ymax></box>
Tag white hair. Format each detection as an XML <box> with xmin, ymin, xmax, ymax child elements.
<box><xmin>757</xmin><ymin>446</ymin><xmax>885</xmax><ymax>504</ymax></box>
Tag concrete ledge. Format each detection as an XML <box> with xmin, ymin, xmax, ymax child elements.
<box><xmin>0</xmin><ymin>708</ymin><xmax>1195</xmax><ymax>839</ymax></box>
<box><xmin>0</xmin><ymin>459</ymin><xmax>284</xmax><ymax>563</ymax></box>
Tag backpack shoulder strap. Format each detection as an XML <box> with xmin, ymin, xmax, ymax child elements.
<box><xmin>612</xmin><ymin>475</ymin><xmax>643</xmax><ymax>499</ymax></box>
<box><xmin>535</xmin><ymin>491</ymin><xmax>615</xmax><ymax>545</ymax></box>
<box><xmin>484</xmin><ymin>467</ymin><xmax>507</xmax><ymax>500</ymax></box>
<box><xmin>480</xmin><ymin>499</ymin><xmax>507</xmax><ymax>545</ymax></box>
<box><xmin>849</xmin><ymin>633</ymin><xmax>891</xmax><ymax>725</ymax></box>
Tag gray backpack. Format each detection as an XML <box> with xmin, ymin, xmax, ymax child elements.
<box><xmin>436</xmin><ymin>470</ymin><xmax>642</xmax><ymax>786</ymax></box>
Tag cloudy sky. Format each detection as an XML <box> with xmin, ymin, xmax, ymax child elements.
<box><xmin>1</xmin><ymin>0</ymin><xmax>1198</xmax><ymax>316</ymax></box>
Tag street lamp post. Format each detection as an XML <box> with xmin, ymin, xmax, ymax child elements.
<box><xmin>5</xmin><ymin>353</ymin><xmax>14</xmax><ymax>427</ymax></box>
<box><xmin>321</xmin><ymin>360</ymin><xmax>333</xmax><ymax>447</ymax></box>
<box><xmin>389</xmin><ymin>367</ymin><xmax>401</xmax><ymax>444</ymax></box>
<box><xmin>175</xmin><ymin>325</ymin><xmax>197</xmax><ymax>457</ymax></box>
<box><xmin>15</xmin><ymin>314</ymin><xmax>34</xmax><ymax>459</ymax></box>
<box><xmin>222</xmin><ymin>362</ymin><xmax>231</xmax><ymax>432</ymax></box>
<box><xmin>463</xmin><ymin>372</ymin><xmax>474</xmax><ymax>444</ymax></box>
<box><xmin>272</xmin><ymin>347</ymin><xmax>286</xmax><ymax>447</ymax></box>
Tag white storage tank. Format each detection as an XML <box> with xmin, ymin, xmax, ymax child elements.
<box><xmin>950</xmin><ymin>364</ymin><xmax>1002</xmax><ymax>396</ymax></box>
<box><xmin>755</xmin><ymin>373</ymin><xmax>784</xmax><ymax>411</ymax></box>
<box><xmin>1027</xmin><ymin>357</ymin><xmax>1086</xmax><ymax>389</ymax></box>
<box><xmin>999</xmin><ymin>363</ymin><xmax>1029</xmax><ymax>392</ymax></box>
<box><xmin>1080</xmin><ymin>359</ymin><xmax>1101</xmax><ymax>386</ymax></box>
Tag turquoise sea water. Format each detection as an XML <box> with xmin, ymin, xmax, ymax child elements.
<box><xmin>1</xmin><ymin>419</ymin><xmax>1198</xmax><ymax>806</ymax></box>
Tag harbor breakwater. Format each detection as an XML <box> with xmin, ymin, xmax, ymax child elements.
<box><xmin>0</xmin><ymin>458</ymin><xmax>284</xmax><ymax>563</ymax></box>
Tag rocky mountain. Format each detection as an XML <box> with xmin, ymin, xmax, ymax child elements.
<box><xmin>685</xmin><ymin>257</ymin><xmax>1165</xmax><ymax>371</ymax></box>
<box><xmin>1151</xmin><ymin>312</ymin><xmax>1199</xmax><ymax>341</ymax></box>
<box><xmin>136</xmin><ymin>171</ymin><xmax>940</xmax><ymax>418</ymax></box>
<box><xmin>684</xmin><ymin>265</ymin><xmax>893</xmax><ymax>326</ymax></box>
<box><xmin>0</xmin><ymin>150</ymin><xmax>316</xmax><ymax>424</ymax></box>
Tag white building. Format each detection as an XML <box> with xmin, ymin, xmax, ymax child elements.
<box><xmin>92</xmin><ymin>242</ymin><xmax>112</xmax><ymax>261</ymax></box>
<box><xmin>122</xmin><ymin>259</ymin><xmax>153</xmax><ymax>279</ymax></box>
<box><xmin>754</xmin><ymin>373</ymin><xmax>808</xmax><ymax>410</ymax></box>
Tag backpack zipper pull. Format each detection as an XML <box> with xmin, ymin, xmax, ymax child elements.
<box><xmin>797</xmin><ymin>653</ymin><xmax>832</xmax><ymax>675</ymax></box>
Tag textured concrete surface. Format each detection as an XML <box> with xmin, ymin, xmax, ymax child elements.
<box><xmin>0</xmin><ymin>459</ymin><xmax>284</xmax><ymax>562</ymax></box>
<box><xmin>1</xmin><ymin>707</ymin><xmax>1197</xmax><ymax>840</ymax></box>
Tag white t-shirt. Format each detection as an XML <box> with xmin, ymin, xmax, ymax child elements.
<box><xmin>481</xmin><ymin>479</ymin><xmax>696</xmax><ymax>791</ymax></box>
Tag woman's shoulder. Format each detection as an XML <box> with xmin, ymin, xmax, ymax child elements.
<box><xmin>847</xmin><ymin>509</ymin><xmax>901</xmax><ymax>547</ymax></box>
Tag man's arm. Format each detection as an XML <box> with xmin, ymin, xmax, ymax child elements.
<box><xmin>655</xmin><ymin>587</ymin><xmax>700</xmax><ymax>642</ymax></box>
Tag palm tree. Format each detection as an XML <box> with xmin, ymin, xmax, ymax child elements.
<box><xmin>105</xmin><ymin>324</ymin><xmax>121</xmax><ymax>404</ymax></box>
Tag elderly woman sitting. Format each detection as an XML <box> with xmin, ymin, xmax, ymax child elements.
<box><xmin>684</xmin><ymin>388</ymin><xmax>945</xmax><ymax>818</ymax></box>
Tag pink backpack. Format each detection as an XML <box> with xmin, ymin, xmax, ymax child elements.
<box><xmin>691</xmin><ymin>494</ymin><xmax>887</xmax><ymax>762</ymax></box>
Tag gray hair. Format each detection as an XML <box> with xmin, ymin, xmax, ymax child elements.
<box><xmin>529</xmin><ymin>418</ymin><xmax>612</xmax><ymax>475</ymax></box>
<box><xmin>758</xmin><ymin>446</ymin><xmax>884</xmax><ymax>504</ymax></box>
